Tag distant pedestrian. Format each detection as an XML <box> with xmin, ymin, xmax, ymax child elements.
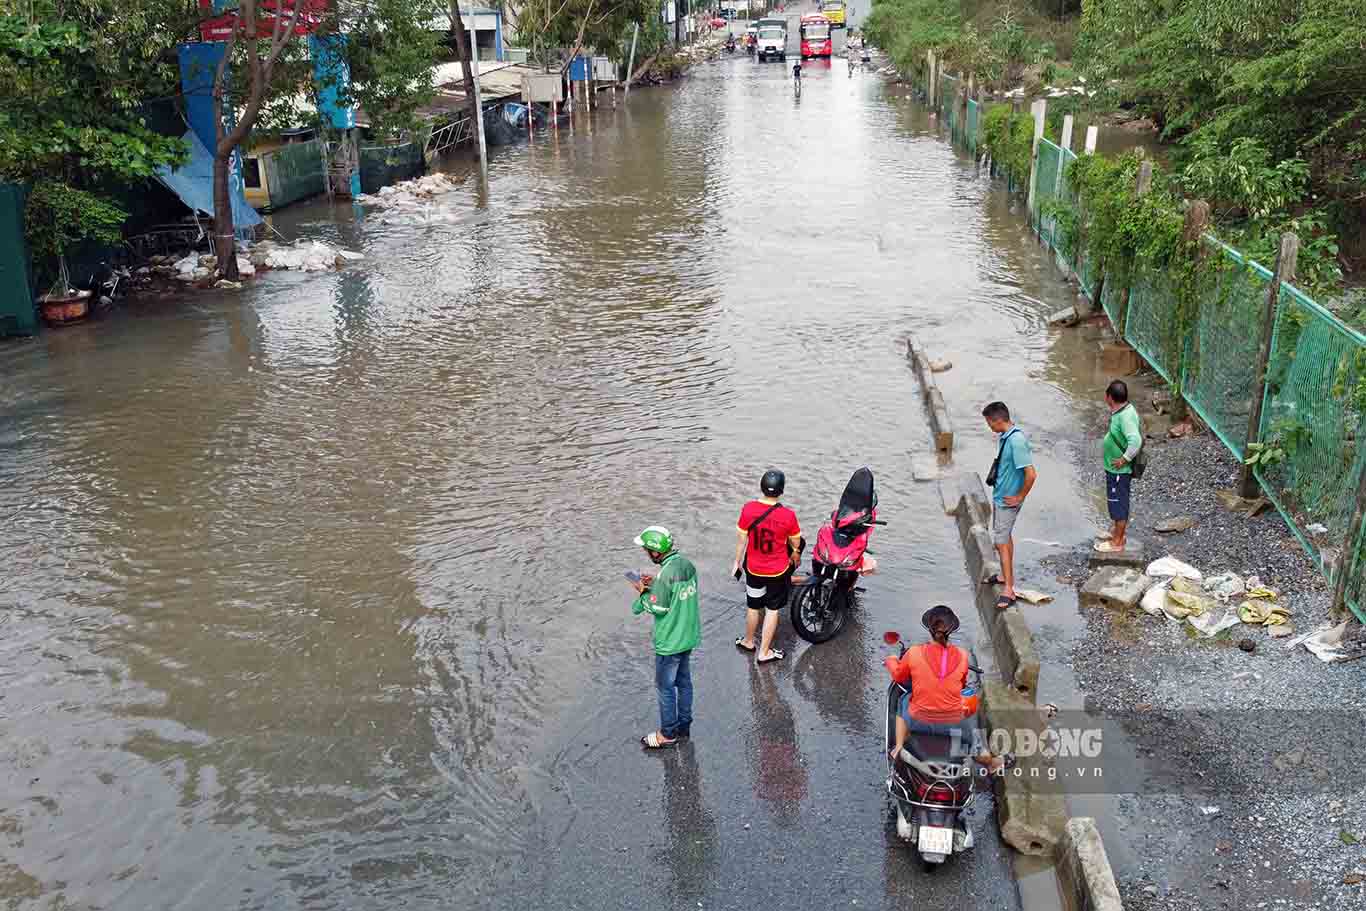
<box><xmin>733</xmin><ymin>469</ymin><xmax>802</xmax><ymax>664</ymax></box>
<box><xmin>1095</xmin><ymin>380</ymin><xmax>1143</xmax><ymax>553</ymax></box>
<box><xmin>981</xmin><ymin>402</ymin><xmax>1036</xmax><ymax>609</ymax></box>
<box><xmin>630</xmin><ymin>526</ymin><xmax>701</xmax><ymax>749</ymax></box>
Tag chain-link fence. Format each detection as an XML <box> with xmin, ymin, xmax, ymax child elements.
<box><xmin>965</xmin><ymin>99</ymin><xmax>979</xmax><ymax>156</ymax></box>
<box><xmin>1180</xmin><ymin>240</ymin><xmax>1274</xmax><ymax>457</ymax></box>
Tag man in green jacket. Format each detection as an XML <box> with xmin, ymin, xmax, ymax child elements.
<box><xmin>630</xmin><ymin>526</ymin><xmax>701</xmax><ymax>749</ymax></box>
<box><xmin>1096</xmin><ymin>380</ymin><xmax>1143</xmax><ymax>553</ymax></box>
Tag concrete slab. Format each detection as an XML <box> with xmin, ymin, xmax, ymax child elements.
<box><xmin>993</xmin><ymin>608</ymin><xmax>1040</xmax><ymax>696</ymax></box>
<box><xmin>1047</xmin><ymin>307</ymin><xmax>1079</xmax><ymax>327</ymax></box>
<box><xmin>911</xmin><ymin>454</ymin><xmax>942</xmax><ymax>482</ymax></box>
<box><xmin>1086</xmin><ymin>539</ymin><xmax>1145</xmax><ymax>569</ymax></box>
<box><xmin>981</xmin><ymin>680</ymin><xmax>1066</xmax><ymax>856</ymax></box>
<box><xmin>1080</xmin><ymin>565</ymin><xmax>1153</xmax><ymax>611</ymax></box>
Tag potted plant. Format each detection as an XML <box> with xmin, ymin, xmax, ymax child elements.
<box><xmin>26</xmin><ymin>181</ymin><xmax>126</xmax><ymax>325</ymax></box>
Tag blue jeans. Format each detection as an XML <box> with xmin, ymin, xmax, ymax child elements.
<box><xmin>655</xmin><ymin>650</ymin><xmax>694</xmax><ymax>738</ymax></box>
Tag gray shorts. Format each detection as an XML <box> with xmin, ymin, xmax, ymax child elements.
<box><xmin>991</xmin><ymin>504</ymin><xmax>1021</xmax><ymax>545</ymax></box>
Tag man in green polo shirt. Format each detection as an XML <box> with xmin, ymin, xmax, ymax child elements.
<box><xmin>1096</xmin><ymin>380</ymin><xmax>1143</xmax><ymax>553</ymax></box>
<box><xmin>630</xmin><ymin>525</ymin><xmax>701</xmax><ymax>749</ymax></box>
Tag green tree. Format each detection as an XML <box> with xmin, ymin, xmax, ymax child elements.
<box><xmin>0</xmin><ymin>0</ymin><xmax>186</xmax><ymax>285</ymax></box>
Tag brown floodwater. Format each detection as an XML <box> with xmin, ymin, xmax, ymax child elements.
<box><xmin>0</xmin><ymin>23</ymin><xmax>1123</xmax><ymax>910</ymax></box>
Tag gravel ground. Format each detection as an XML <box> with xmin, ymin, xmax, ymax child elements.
<box><xmin>1045</xmin><ymin>427</ymin><xmax>1366</xmax><ymax>910</ymax></box>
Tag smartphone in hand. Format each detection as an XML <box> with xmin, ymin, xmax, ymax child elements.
<box><xmin>624</xmin><ymin>570</ymin><xmax>642</xmax><ymax>584</ymax></box>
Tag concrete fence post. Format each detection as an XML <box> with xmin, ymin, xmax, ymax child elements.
<box><xmin>1024</xmin><ymin>99</ymin><xmax>1046</xmax><ymax>223</ymax></box>
<box><xmin>1239</xmin><ymin>232</ymin><xmax>1301</xmax><ymax>499</ymax></box>
<box><xmin>1084</xmin><ymin>125</ymin><xmax>1098</xmax><ymax>154</ymax></box>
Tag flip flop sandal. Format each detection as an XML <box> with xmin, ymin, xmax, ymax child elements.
<box><xmin>641</xmin><ymin>732</ymin><xmax>676</xmax><ymax>749</ymax></box>
<box><xmin>735</xmin><ymin>637</ymin><xmax>757</xmax><ymax>653</ymax></box>
<box><xmin>1093</xmin><ymin>541</ymin><xmax>1122</xmax><ymax>553</ymax></box>
<box><xmin>756</xmin><ymin>649</ymin><xmax>785</xmax><ymax>664</ymax></box>
<box><xmin>995</xmin><ymin>595</ymin><xmax>1017</xmax><ymax>610</ymax></box>
<box><xmin>982</xmin><ymin>573</ymin><xmax>1006</xmax><ymax>585</ymax></box>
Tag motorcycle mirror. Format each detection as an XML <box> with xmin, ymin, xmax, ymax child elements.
<box><xmin>882</xmin><ymin>631</ymin><xmax>901</xmax><ymax>645</ymax></box>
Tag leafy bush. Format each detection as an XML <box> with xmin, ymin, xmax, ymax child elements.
<box><xmin>981</xmin><ymin>105</ymin><xmax>1035</xmax><ymax>185</ymax></box>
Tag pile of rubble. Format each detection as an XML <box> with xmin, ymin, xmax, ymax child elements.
<box><xmin>135</xmin><ymin>239</ymin><xmax>365</xmax><ymax>289</ymax></box>
<box><xmin>355</xmin><ymin>173</ymin><xmax>460</xmax><ymax>210</ymax></box>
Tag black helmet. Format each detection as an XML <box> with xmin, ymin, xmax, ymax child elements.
<box><xmin>921</xmin><ymin>605</ymin><xmax>961</xmax><ymax>636</ymax></box>
<box><xmin>760</xmin><ymin>469</ymin><xmax>786</xmax><ymax>497</ymax></box>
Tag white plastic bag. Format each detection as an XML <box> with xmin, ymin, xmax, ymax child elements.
<box><xmin>1139</xmin><ymin>579</ymin><xmax>1169</xmax><ymax>617</ymax></box>
<box><xmin>1146</xmin><ymin>556</ymin><xmax>1203</xmax><ymax>582</ymax></box>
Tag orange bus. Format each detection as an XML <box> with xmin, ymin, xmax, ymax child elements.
<box><xmin>799</xmin><ymin>13</ymin><xmax>832</xmax><ymax>58</ymax></box>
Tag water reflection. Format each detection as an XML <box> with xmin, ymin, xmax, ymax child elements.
<box><xmin>660</xmin><ymin>744</ymin><xmax>719</xmax><ymax>902</ymax></box>
<box><xmin>744</xmin><ymin>662</ymin><xmax>808</xmax><ymax>826</ymax></box>
<box><xmin>792</xmin><ymin>607</ymin><xmax>871</xmax><ymax>736</ymax></box>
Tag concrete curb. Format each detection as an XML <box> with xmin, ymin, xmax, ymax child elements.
<box><xmin>979</xmin><ymin>680</ymin><xmax>1067</xmax><ymax>856</ymax></box>
<box><xmin>906</xmin><ymin>337</ymin><xmax>954</xmax><ymax>452</ymax></box>
<box><xmin>1057</xmin><ymin>817</ymin><xmax>1125</xmax><ymax>910</ymax></box>
<box><xmin>943</xmin><ymin>470</ymin><xmax>1065</xmax><ymax>856</ymax></box>
<box><xmin>944</xmin><ymin>472</ymin><xmax>1040</xmax><ymax>698</ymax></box>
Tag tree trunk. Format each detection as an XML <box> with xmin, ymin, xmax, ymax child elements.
<box><xmin>448</xmin><ymin>3</ymin><xmax>479</xmax><ymax>130</ymax></box>
<box><xmin>212</xmin><ymin>138</ymin><xmax>241</xmax><ymax>280</ymax></box>
<box><xmin>628</xmin><ymin>52</ymin><xmax>658</xmax><ymax>86</ymax></box>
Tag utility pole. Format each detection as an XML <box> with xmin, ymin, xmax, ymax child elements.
<box><xmin>468</xmin><ymin>16</ymin><xmax>488</xmax><ymax>182</ymax></box>
<box><xmin>625</xmin><ymin>22</ymin><xmax>639</xmax><ymax>96</ymax></box>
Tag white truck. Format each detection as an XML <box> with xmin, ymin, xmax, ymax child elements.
<box><xmin>756</xmin><ymin>23</ymin><xmax>786</xmax><ymax>61</ymax></box>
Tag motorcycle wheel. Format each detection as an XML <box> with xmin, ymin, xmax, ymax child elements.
<box><xmin>791</xmin><ymin>580</ymin><xmax>849</xmax><ymax>643</ymax></box>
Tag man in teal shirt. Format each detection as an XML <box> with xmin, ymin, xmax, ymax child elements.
<box><xmin>982</xmin><ymin>401</ymin><xmax>1037</xmax><ymax>609</ymax></box>
<box><xmin>630</xmin><ymin>526</ymin><xmax>701</xmax><ymax>749</ymax></box>
<box><xmin>1096</xmin><ymin>380</ymin><xmax>1143</xmax><ymax>553</ymax></box>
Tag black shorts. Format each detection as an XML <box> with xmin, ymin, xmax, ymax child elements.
<box><xmin>745</xmin><ymin>570</ymin><xmax>792</xmax><ymax>611</ymax></box>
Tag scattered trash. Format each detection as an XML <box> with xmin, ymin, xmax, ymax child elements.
<box><xmin>1286</xmin><ymin>621</ymin><xmax>1353</xmax><ymax>663</ymax></box>
<box><xmin>1014</xmin><ymin>589</ymin><xmax>1054</xmax><ymax>605</ymax></box>
<box><xmin>1187</xmin><ymin>608</ymin><xmax>1241</xmax><ymax>638</ymax></box>
<box><xmin>247</xmin><ymin>240</ymin><xmax>364</xmax><ymax>272</ymax></box>
<box><xmin>1238</xmin><ymin>638</ymin><xmax>1256</xmax><ymax>653</ymax></box>
<box><xmin>1147</xmin><ymin>556</ymin><xmax>1203</xmax><ymax>581</ymax></box>
<box><xmin>1139</xmin><ymin>579</ymin><xmax>1169</xmax><ymax>617</ymax></box>
<box><xmin>1154</xmin><ymin>515</ymin><xmax>1197</xmax><ymax>534</ymax></box>
<box><xmin>1268</xmin><ymin>623</ymin><xmax>1295</xmax><ymax>639</ymax></box>
<box><xmin>1306</xmin><ymin>522</ymin><xmax>1330</xmax><ymax>535</ymax></box>
<box><xmin>1203</xmin><ymin>572</ymin><xmax>1246</xmax><ymax>603</ymax></box>
<box><xmin>1200</xmin><ymin>806</ymin><xmax>1221</xmax><ymax>817</ymax></box>
<box><xmin>1344</xmin><ymin>871</ymin><xmax>1365</xmax><ymax>886</ymax></box>
<box><xmin>357</xmin><ymin>173</ymin><xmax>460</xmax><ymax>210</ymax></box>
<box><xmin>212</xmin><ymin>279</ymin><xmax>242</xmax><ymax>290</ymax></box>
<box><xmin>1238</xmin><ymin>598</ymin><xmax>1290</xmax><ymax>627</ymax></box>
<box><xmin>929</xmin><ymin>359</ymin><xmax>953</xmax><ymax>372</ymax></box>
<box><xmin>1342</xmin><ymin>831</ymin><xmax>1360</xmax><ymax>846</ymax></box>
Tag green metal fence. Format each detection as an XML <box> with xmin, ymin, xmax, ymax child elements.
<box><xmin>1180</xmin><ymin>239</ymin><xmax>1275</xmax><ymax>458</ymax></box>
<box><xmin>0</xmin><ymin>183</ymin><xmax>36</xmax><ymax>337</ymax></box>
<box><xmin>263</xmin><ymin>140</ymin><xmax>325</xmax><ymax>210</ymax></box>
<box><xmin>1014</xmin><ymin>127</ymin><xmax>1366</xmax><ymax>622</ymax></box>
<box><xmin>359</xmin><ymin>142</ymin><xmax>424</xmax><ymax>195</ymax></box>
<box><xmin>965</xmin><ymin>99</ymin><xmax>979</xmax><ymax>156</ymax></box>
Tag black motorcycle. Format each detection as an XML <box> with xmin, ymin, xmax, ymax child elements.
<box><xmin>883</xmin><ymin>630</ymin><xmax>981</xmax><ymax>868</ymax></box>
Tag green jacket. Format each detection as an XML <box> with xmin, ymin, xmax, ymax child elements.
<box><xmin>631</xmin><ymin>552</ymin><xmax>701</xmax><ymax>656</ymax></box>
<box><xmin>1103</xmin><ymin>403</ymin><xmax>1143</xmax><ymax>474</ymax></box>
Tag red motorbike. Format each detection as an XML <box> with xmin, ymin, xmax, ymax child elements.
<box><xmin>790</xmin><ymin>467</ymin><xmax>883</xmax><ymax>643</ymax></box>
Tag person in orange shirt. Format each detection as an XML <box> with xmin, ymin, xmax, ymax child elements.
<box><xmin>884</xmin><ymin>606</ymin><xmax>1011</xmax><ymax>772</ymax></box>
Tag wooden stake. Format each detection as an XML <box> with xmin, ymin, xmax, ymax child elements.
<box><xmin>1239</xmin><ymin>232</ymin><xmax>1301</xmax><ymax>499</ymax></box>
<box><xmin>1332</xmin><ymin>464</ymin><xmax>1366</xmax><ymax>622</ymax></box>
<box><xmin>1025</xmin><ymin>99</ymin><xmax>1046</xmax><ymax>219</ymax></box>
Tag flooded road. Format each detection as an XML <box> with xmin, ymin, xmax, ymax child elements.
<box><xmin>0</xmin><ymin>12</ymin><xmax>1110</xmax><ymax>909</ymax></box>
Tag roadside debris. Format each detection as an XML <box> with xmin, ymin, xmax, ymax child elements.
<box><xmin>1146</xmin><ymin>556</ymin><xmax>1203</xmax><ymax>581</ymax></box>
<box><xmin>1286</xmin><ymin>621</ymin><xmax>1354</xmax><ymax>663</ymax></box>
<box><xmin>1014</xmin><ymin>589</ymin><xmax>1054</xmax><ymax>605</ymax></box>
<box><xmin>1154</xmin><ymin>515</ymin><xmax>1197</xmax><ymax>534</ymax></box>
<box><xmin>1215</xmin><ymin>489</ymin><xmax>1271</xmax><ymax>517</ymax></box>
<box><xmin>247</xmin><ymin>240</ymin><xmax>364</xmax><ymax>272</ymax></box>
<box><xmin>356</xmin><ymin>173</ymin><xmax>459</xmax><ymax>209</ymax></box>
<box><xmin>929</xmin><ymin>359</ymin><xmax>953</xmax><ymax>372</ymax></box>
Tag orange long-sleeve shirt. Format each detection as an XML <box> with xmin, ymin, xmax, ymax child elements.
<box><xmin>884</xmin><ymin>642</ymin><xmax>969</xmax><ymax>724</ymax></box>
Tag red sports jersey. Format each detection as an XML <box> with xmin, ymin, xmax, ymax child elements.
<box><xmin>738</xmin><ymin>500</ymin><xmax>801</xmax><ymax>576</ymax></box>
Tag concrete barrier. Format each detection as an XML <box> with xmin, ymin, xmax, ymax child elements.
<box><xmin>1057</xmin><ymin>817</ymin><xmax>1125</xmax><ymax>911</ymax></box>
<box><xmin>946</xmin><ymin>472</ymin><xmax>1040</xmax><ymax>697</ymax></box>
<box><xmin>979</xmin><ymin>680</ymin><xmax>1067</xmax><ymax>856</ymax></box>
<box><xmin>907</xmin><ymin>337</ymin><xmax>954</xmax><ymax>452</ymax></box>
